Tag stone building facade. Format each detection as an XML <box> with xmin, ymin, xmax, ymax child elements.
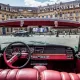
<box><xmin>0</xmin><ymin>0</ymin><xmax>80</xmax><ymax>34</ymax></box>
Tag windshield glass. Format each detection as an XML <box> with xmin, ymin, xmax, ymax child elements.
<box><xmin>0</xmin><ymin>26</ymin><xmax>79</xmax><ymax>52</ymax></box>
<box><xmin>0</xmin><ymin>34</ymin><xmax>79</xmax><ymax>52</ymax></box>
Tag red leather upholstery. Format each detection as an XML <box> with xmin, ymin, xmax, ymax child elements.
<box><xmin>41</xmin><ymin>70</ymin><xmax>80</xmax><ymax>80</ymax></box>
<box><xmin>7</xmin><ymin>69</ymin><xmax>18</xmax><ymax>80</ymax></box>
<box><xmin>16</xmin><ymin>69</ymin><xmax>39</xmax><ymax>80</ymax></box>
<box><xmin>0</xmin><ymin>69</ymin><xmax>10</xmax><ymax>80</ymax></box>
<box><xmin>41</xmin><ymin>70</ymin><xmax>62</xmax><ymax>80</ymax></box>
<box><xmin>61</xmin><ymin>72</ymin><xmax>71</xmax><ymax>80</ymax></box>
<box><xmin>33</xmin><ymin>66</ymin><xmax>47</xmax><ymax>72</ymax></box>
<box><xmin>0</xmin><ymin>69</ymin><xmax>2</xmax><ymax>72</ymax></box>
<box><xmin>0</xmin><ymin>69</ymin><xmax>39</xmax><ymax>80</ymax></box>
<box><xmin>0</xmin><ymin>68</ymin><xmax>80</xmax><ymax>80</ymax></box>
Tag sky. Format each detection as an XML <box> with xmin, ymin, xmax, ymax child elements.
<box><xmin>0</xmin><ymin>0</ymin><xmax>75</xmax><ymax>7</ymax></box>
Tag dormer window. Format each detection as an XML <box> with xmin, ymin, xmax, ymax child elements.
<box><xmin>69</xmin><ymin>4</ymin><xmax>73</xmax><ymax>8</ymax></box>
<box><xmin>75</xmin><ymin>3</ymin><xmax>79</xmax><ymax>7</ymax></box>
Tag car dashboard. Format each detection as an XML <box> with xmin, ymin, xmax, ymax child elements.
<box><xmin>4</xmin><ymin>44</ymin><xmax>74</xmax><ymax>60</ymax></box>
<box><xmin>31</xmin><ymin>45</ymin><xmax>74</xmax><ymax>60</ymax></box>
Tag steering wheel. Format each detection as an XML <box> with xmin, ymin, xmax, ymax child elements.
<box><xmin>3</xmin><ymin>42</ymin><xmax>31</xmax><ymax>69</ymax></box>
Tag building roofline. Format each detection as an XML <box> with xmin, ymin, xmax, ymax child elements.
<box><xmin>0</xmin><ymin>0</ymin><xmax>80</xmax><ymax>8</ymax></box>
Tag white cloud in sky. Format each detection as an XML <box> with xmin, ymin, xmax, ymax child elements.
<box><xmin>24</xmin><ymin>0</ymin><xmax>75</xmax><ymax>7</ymax></box>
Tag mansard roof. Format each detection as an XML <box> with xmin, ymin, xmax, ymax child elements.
<box><xmin>0</xmin><ymin>0</ymin><xmax>80</xmax><ymax>11</ymax></box>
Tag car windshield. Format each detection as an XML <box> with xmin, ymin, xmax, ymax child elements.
<box><xmin>0</xmin><ymin>19</ymin><xmax>79</xmax><ymax>53</ymax></box>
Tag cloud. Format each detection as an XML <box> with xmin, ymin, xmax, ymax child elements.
<box><xmin>24</xmin><ymin>0</ymin><xmax>75</xmax><ymax>7</ymax></box>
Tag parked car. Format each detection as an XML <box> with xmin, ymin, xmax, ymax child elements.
<box><xmin>12</xmin><ymin>30</ymin><xmax>29</xmax><ymax>37</ymax></box>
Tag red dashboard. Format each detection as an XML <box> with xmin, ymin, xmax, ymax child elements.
<box><xmin>6</xmin><ymin>45</ymin><xmax>74</xmax><ymax>60</ymax></box>
<box><xmin>32</xmin><ymin>54</ymin><xmax>74</xmax><ymax>60</ymax></box>
<box><xmin>31</xmin><ymin>45</ymin><xmax>74</xmax><ymax>60</ymax></box>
